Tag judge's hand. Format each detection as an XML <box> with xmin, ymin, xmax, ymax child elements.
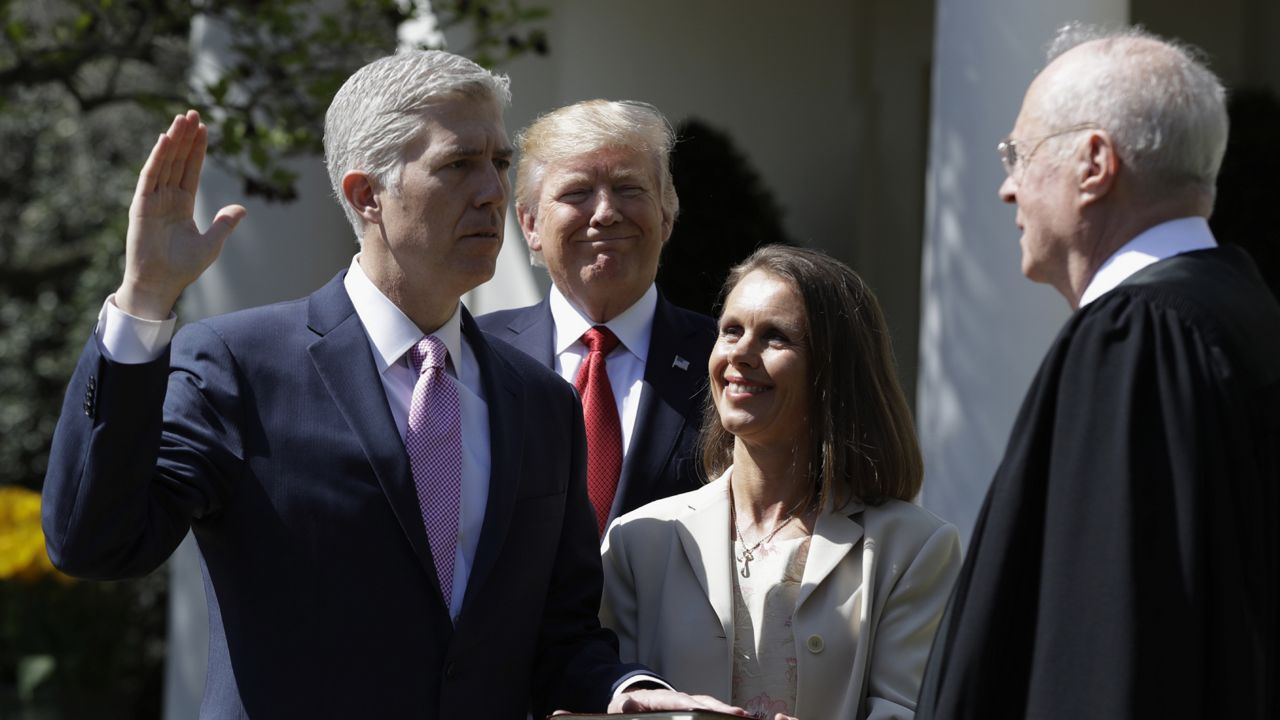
<box><xmin>116</xmin><ymin>110</ymin><xmax>246</xmax><ymax>319</ymax></box>
<box><xmin>605</xmin><ymin>687</ymin><xmax>750</xmax><ymax>715</ymax></box>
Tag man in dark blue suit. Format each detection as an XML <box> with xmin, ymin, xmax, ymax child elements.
<box><xmin>41</xmin><ymin>52</ymin><xmax>742</xmax><ymax>719</ymax></box>
<box><xmin>478</xmin><ymin>101</ymin><xmax>716</xmax><ymax>534</ymax></box>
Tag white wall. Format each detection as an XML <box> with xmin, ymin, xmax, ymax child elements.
<box><xmin>501</xmin><ymin>0</ymin><xmax>861</xmax><ymax>257</ymax></box>
<box><xmin>916</xmin><ymin>0</ymin><xmax>1127</xmax><ymax>546</ymax></box>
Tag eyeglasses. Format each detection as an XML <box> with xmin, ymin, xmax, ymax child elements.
<box><xmin>997</xmin><ymin>123</ymin><xmax>1100</xmax><ymax>175</ymax></box>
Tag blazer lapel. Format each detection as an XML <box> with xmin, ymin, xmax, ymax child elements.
<box><xmin>304</xmin><ymin>273</ymin><xmax>441</xmax><ymax>592</ymax></box>
<box><xmin>796</xmin><ymin>499</ymin><xmax>865</xmax><ymax>611</ymax></box>
<box><xmin>674</xmin><ymin>476</ymin><xmax>735</xmax><ymax>642</ymax></box>
<box><xmin>459</xmin><ymin>309</ymin><xmax>523</xmax><ymax>611</ymax></box>
<box><xmin>615</xmin><ymin>296</ymin><xmax>708</xmax><ymax>511</ymax></box>
<box><xmin>497</xmin><ymin>298</ymin><xmax>555</xmax><ymax>368</ymax></box>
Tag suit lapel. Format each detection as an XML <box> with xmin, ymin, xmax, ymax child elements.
<box><xmin>615</xmin><ymin>296</ymin><xmax>707</xmax><ymax>511</ymax></box>
<box><xmin>674</xmin><ymin>477</ymin><xmax>735</xmax><ymax>642</ymax></box>
<box><xmin>497</xmin><ymin>298</ymin><xmax>555</xmax><ymax>368</ymax></box>
<box><xmin>796</xmin><ymin>500</ymin><xmax>865</xmax><ymax>611</ymax></box>
<box><xmin>459</xmin><ymin>309</ymin><xmax>523</xmax><ymax>611</ymax></box>
<box><xmin>304</xmin><ymin>274</ymin><xmax>442</xmax><ymax>593</ymax></box>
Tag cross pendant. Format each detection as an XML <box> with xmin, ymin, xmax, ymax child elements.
<box><xmin>738</xmin><ymin>548</ymin><xmax>753</xmax><ymax>578</ymax></box>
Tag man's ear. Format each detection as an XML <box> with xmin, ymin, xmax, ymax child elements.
<box><xmin>1080</xmin><ymin>131</ymin><xmax>1118</xmax><ymax>204</ymax></box>
<box><xmin>517</xmin><ymin>204</ymin><xmax>540</xmax><ymax>251</ymax></box>
<box><xmin>342</xmin><ymin>171</ymin><xmax>381</xmax><ymax>225</ymax></box>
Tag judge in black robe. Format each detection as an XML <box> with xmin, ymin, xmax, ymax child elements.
<box><xmin>918</xmin><ymin>245</ymin><xmax>1280</xmax><ymax>719</ymax></box>
<box><xmin>918</xmin><ymin>27</ymin><xmax>1280</xmax><ymax>720</ymax></box>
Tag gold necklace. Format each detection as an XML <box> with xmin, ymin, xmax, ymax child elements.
<box><xmin>733</xmin><ymin>514</ymin><xmax>795</xmax><ymax>579</ymax></box>
<box><xmin>731</xmin><ymin>489</ymin><xmax>809</xmax><ymax>579</ymax></box>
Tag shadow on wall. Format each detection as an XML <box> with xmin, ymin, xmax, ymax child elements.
<box><xmin>1212</xmin><ymin>88</ymin><xmax>1280</xmax><ymax>301</ymax></box>
<box><xmin>656</xmin><ymin>118</ymin><xmax>796</xmax><ymax>318</ymax></box>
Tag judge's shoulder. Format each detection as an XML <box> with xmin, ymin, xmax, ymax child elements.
<box><xmin>1075</xmin><ymin>247</ymin><xmax>1280</xmax><ymax>377</ymax></box>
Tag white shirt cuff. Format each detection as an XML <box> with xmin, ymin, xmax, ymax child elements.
<box><xmin>97</xmin><ymin>294</ymin><xmax>177</xmax><ymax>364</ymax></box>
<box><xmin>613</xmin><ymin>674</ymin><xmax>674</xmax><ymax>699</ymax></box>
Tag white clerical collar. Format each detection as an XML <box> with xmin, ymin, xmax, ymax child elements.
<box><xmin>1078</xmin><ymin>216</ymin><xmax>1217</xmax><ymax>308</ymax></box>
<box><xmin>343</xmin><ymin>255</ymin><xmax>464</xmax><ymax>376</ymax></box>
<box><xmin>549</xmin><ymin>283</ymin><xmax>657</xmax><ymax>362</ymax></box>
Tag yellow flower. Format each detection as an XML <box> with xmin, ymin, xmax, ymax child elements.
<box><xmin>0</xmin><ymin>485</ymin><xmax>74</xmax><ymax>584</ymax></box>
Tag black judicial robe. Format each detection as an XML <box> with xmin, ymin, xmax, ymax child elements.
<box><xmin>917</xmin><ymin>246</ymin><xmax>1280</xmax><ymax>720</ymax></box>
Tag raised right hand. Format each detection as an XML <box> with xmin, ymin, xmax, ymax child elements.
<box><xmin>115</xmin><ymin>110</ymin><xmax>246</xmax><ymax>319</ymax></box>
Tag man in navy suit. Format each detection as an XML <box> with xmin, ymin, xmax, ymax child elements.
<box><xmin>479</xmin><ymin>100</ymin><xmax>716</xmax><ymax>533</ymax></box>
<box><xmin>41</xmin><ymin>51</ymin><xmax>742</xmax><ymax>719</ymax></box>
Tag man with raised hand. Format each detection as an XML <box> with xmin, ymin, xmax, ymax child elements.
<box><xmin>42</xmin><ymin>51</ymin><xmax>743</xmax><ymax>719</ymax></box>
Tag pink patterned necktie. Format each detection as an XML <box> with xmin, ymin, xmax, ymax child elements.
<box><xmin>574</xmin><ymin>326</ymin><xmax>622</xmax><ymax>536</ymax></box>
<box><xmin>405</xmin><ymin>335</ymin><xmax>462</xmax><ymax>606</ymax></box>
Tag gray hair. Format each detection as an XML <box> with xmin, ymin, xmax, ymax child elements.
<box><xmin>323</xmin><ymin>50</ymin><xmax>511</xmax><ymax>241</ymax></box>
<box><xmin>1037</xmin><ymin>24</ymin><xmax>1228</xmax><ymax>199</ymax></box>
<box><xmin>515</xmin><ymin>100</ymin><xmax>679</xmax><ymax>266</ymax></box>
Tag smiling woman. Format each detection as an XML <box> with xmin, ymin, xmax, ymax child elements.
<box><xmin>700</xmin><ymin>245</ymin><xmax>924</xmax><ymax>510</ymax></box>
<box><xmin>600</xmin><ymin>244</ymin><xmax>963</xmax><ymax>720</ymax></box>
<box><xmin>708</xmin><ymin>270</ymin><xmax>810</xmax><ymax>452</ymax></box>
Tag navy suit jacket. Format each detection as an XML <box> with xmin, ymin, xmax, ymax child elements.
<box><xmin>478</xmin><ymin>293</ymin><xmax>716</xmax><ymax>519</ymax></box>
<box><xmin>42</xmin><ymin>272</ymin><xmax>642</xmax><ymax>719</ymax></box>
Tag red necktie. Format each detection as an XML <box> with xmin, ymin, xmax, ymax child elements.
<box><xmin>574</xmin><ymin>326</ymin><xmax>623</xmax><ymax>535</ymax></box>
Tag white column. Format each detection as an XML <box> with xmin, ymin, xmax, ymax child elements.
<box><xmin>465</xmin><ymin>213</ymin><xmax>543</xmax><ymax>313</ymax></box>
<box><xmin>917</xmin><ymin>0</ymin><xmax>1126</xmax><ymax>546</ymax></box>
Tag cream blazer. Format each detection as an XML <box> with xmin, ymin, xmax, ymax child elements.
<box><xmin>600</xmin><ymin>471</ymin><xmax>961</xmax><ymax>720</ymax></box>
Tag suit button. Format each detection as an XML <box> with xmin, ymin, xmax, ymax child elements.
<box><xmin>445</xmin><ymin>662</ymin><xmax>456</xmax><ymax>679</ymax></box>
<box><xmin>806</xmin><ymin>634</ymin><xmax>824</xmax><ymax>654</ymax></box>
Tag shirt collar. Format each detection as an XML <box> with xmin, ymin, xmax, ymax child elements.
<box><xmin>343</xmin><ymin>255</ymin><xmax>465</xmax><ymax>375</ymax></box>
<box><xmin>1079</xmin><ymin>216</ymin><xmax>1217</xmax><ymax>308</ymax></box>
<box><xmin>548</xmin><ymin>283</ymin><xmax>657</xmax><ymax>361</ymax></box>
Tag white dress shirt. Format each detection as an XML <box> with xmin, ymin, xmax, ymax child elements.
<box><xmin>548</xmin><ymin>283</ymin><xmax>656</xmax><ymax>455</ymax></box>
<box><xmin>343</xmin><ymin>257</ymin><xmax>490</xmax><ymax>621</ymax></box>
<box><xmin>546</xmin><ymin>284</ymin><xmax>676</xmax><ymax>697</ymax></box>
<box><xmin>1079</xmin><ymin>216</ymin><xmax>1218</xmax><ymax>307</ymax></box>
<box><xmin>96</xmin><ymin>256</ymin><xmax>490</xmax><ymax>621</ymax></box>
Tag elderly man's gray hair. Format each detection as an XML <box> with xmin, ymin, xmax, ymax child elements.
<box><xmin>324</xmin><ymin>50</ymin><xmax>511</xmax><ymax>241</ymax></box>
<box><xmin>1039</xmin><ymin>23</ymin><xmax>1228</xmax><ymax>200</ymax></box>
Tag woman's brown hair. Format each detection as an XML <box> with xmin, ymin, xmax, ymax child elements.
<box><xmin>700</xmin><ymin>245</ymin><xmax>923</xmax><ymax>508</ymax></box>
